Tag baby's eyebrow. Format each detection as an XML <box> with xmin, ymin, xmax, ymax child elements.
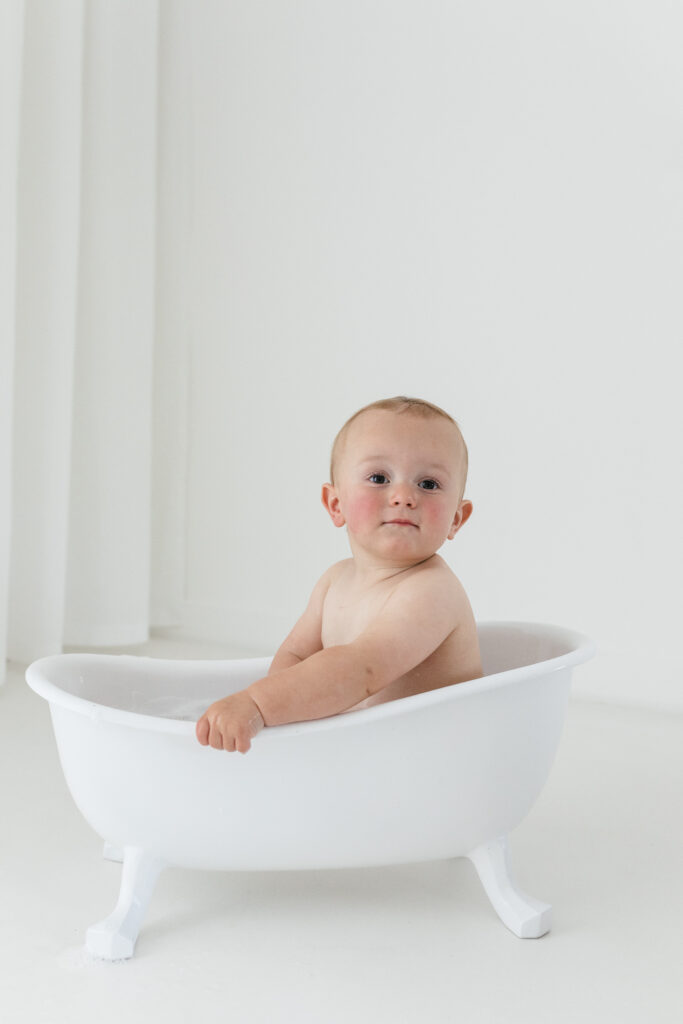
<box><xmin>420</xmin><ymin>468</ymin><xmax>454</xmax><ymax>485</ymax></box>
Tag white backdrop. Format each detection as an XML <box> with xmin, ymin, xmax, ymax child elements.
<box><xmin>3</xmin><ymin>1</ymin><xmax>681</xmax><ymax>712</ymax></box>
<box><xmin>0</xmin><ymin>1</ymin><xmax>23</xmax><ymax>676</ymax></box>
<box><xmin>1</xmin><ymin>0</ymin><xmax>184</xmax><ymax>675</ymax></box>
<box><xmin>169</xmin><ymin>0</ymin><xmax>682</xmax><ymax>711</ymax></box>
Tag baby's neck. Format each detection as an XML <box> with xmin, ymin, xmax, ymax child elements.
<box><xmin>349</xmin><ymin>552</ymin><xmax>438</xmax><ymax>587</ymax></box>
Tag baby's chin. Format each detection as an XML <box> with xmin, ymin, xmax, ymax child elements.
<box><xmin>368</xmin><ymin>533</ymin><xmax>440</xmax><ymax>562</ymax></box>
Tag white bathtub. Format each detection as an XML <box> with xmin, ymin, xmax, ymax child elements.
<box><xmin>26</xmin><ymin>621</ymin><xmax>595</xmax><ymax>959</ymax></box>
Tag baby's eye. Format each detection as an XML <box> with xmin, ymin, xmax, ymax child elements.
<box><xmin>368</xmin><ymin>473</ymin><xmax>389</xmax><ymax>485</ymax></box>
<box><xmin>418</xmin><ymin>478</ymin><xmax>440</xmax><ymax>491</ymax></box>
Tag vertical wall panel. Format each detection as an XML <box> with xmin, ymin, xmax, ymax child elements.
<box><xmin>65</xmin><ymin>0</ymin><xmax>159</xmax><ymax>645</ymax></box>
<box><xmin>8</xmin><ymin>0</ymin><xmax>83</xmax><ymax>663</ymax></box>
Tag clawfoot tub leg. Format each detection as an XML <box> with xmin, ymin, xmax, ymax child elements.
<box><xmin>465</xmin><ymin>835</ymin><xmax>552</xmax><ymax>939</ymax></box>
<box><xmin>102</xmin><ymin>842</ymin><xmax>124</xmax><ymax>863</ymax></box>
<box><xmin>86</xmin><ymin>846</ymin><xmax>165</xmax><ymax>960</ymax></box>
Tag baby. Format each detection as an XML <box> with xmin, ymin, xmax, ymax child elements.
<box><xmin>196</xmin><ymin>396</ymin><xmax>483</xmax><ymax>753</ymax></box>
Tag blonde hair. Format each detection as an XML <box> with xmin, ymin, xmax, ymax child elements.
<box><xmin>329</xmin><ymin>396</ymin><xmax>468</xmax><ymax>493</ymax></box>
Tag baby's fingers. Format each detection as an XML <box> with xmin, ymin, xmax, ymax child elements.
<box><xmin>196</xmin><ymin>715</ymin><xmax>210</xmax><ymax>746</ymax></box>
<box><xmin>235</xmin><ymin>731</ymin><xmax>252</xmax><ymax>755</ymax></box>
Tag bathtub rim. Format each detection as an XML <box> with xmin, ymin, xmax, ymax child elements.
<box><xmin>25</xmin><ymin>620</ymin><xmax>596</xmax><ymax>741</ymax></box>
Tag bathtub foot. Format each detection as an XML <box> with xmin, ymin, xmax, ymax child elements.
<box><xmin>465</xmin><ymin>836</ymin><xmax>552</xmax><ymax>939</ymax></box>
<box><xmin>86</xmin><ymin>847</ymin><xmax>165</xmax><ymax>960</ymax></box>
<box><xmin>103</xmin><ymin>842</ymin><xmax>124</xmax><ymax>863</ymax></box>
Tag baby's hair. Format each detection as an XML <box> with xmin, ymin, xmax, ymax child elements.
<box><xmin>329</xmin><ymin>396</ymin><xmax>468</xmax><ymax>494</ymax></box>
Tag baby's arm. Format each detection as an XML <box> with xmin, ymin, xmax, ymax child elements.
<box><xmin>249</xmin><ymin>570</ymin><xmax>457</xmax><ymax>725</ymax></box>
<box><xmin>196</xmin><ymin>568</ymin><xmax>458</xmax><ymax>751</ymax></box>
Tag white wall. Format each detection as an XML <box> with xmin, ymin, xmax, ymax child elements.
<box><xmin>160</xmin><ymin>1</ymin><xmax>682</xmax><ymax>711</ymax></box>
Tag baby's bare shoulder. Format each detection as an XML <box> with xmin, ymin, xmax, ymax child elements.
<box><xmin>319</xmin><ymin>559</ymin><xmax>353</xmax><ymax>588</ymax></box>
<box><xmin>313</xmin><ymin>558</ymin><xmax>351</xmax><ymax>587</ymax></box>
<box><xmin>407</xmin><ymin>555</ymin><xmax>464</xmax><ymax>590</ymax></box>
<box><xmin>393</xmin><ymin>556</ymin><xmax>469</xmax><ymax>610</ymax></box>
<box><xmin>309</xmin><ymin>559</ymin><xmax>353</xmax><ymax>606</ymax></box>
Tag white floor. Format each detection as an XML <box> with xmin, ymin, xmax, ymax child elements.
<box><xmin>1</xmin><ymin>637</ymin><xmax>682</xmax><ymax>1024</ymax></box>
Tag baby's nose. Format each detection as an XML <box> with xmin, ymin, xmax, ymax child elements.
<box><xmin>390</xmin><ymin>484</ymin><xmax>416</xmax><ymax>508</ymax></box>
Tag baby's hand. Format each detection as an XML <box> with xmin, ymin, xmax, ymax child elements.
<box><xmin>195</xmin><ymin>691</ymin><xmax>265</xmax><ymax>753</ymax></box>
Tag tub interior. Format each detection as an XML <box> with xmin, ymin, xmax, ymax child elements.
<box><xmin>39</xmin><ymin>655</ymin><xmax>267</xmax><ymax>722</ymax></box>
<box><xmin>32</xmin><ymin>622</ymin><xmax>585</xmax><ymax>723</ymax></box>
<box><xmin>478</xmin><ymin>622</ymin><xmax>575</xmax><ymax>676</ymax></box>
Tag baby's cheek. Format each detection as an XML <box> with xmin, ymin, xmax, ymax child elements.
<box><xmin>424</xmin><ymin>501</ymin><xmax>453</xmax><ymax>532</ymax></box>
<box><xmin>344</xmin><ymin>494</ymin><xmax>381</xmax><ymax>531</ymax></box>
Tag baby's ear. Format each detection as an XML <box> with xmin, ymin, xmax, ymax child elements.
<box><xmin>447</xmin><ymin>499</ymin><xmax>473</xmax><ymax>540</ymax></box>
<box><xmin>321</xmin><ymin>483</ymin><xmax>345</xmax><ymax>527</ymax></box>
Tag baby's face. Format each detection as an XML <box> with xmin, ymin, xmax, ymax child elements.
<box><xmin>324</xmin><ymin>410</ymin><xmax>470</xmax><ymax>568</ymax></box>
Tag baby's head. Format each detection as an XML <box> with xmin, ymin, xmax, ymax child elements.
<box><xmin>324</xmin><ymin>397</ymin><xmax>472</xmax><ymax>565</ymax></box>
<box><xmin>330</xmin><ymin>396</ymin><xmax>469</xmax><ymax>499</ymax></box>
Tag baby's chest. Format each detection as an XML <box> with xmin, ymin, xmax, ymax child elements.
<box><xmin>321</xmin><ymin>587</ymin><xmax>387</xmax><ymax>647</ymax></box>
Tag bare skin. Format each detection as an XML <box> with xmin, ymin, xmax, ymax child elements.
<box><xmin>196</xmin><ymin>409</ymin><xmax>483</xmax><ymax>752</ymax></box>
<box><xmin>320</xmin><ymin>556</ymin><xmax>481</xmax><ymax>711</ymax></box>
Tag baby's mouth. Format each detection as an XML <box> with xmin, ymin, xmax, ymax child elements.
<box><xmin>384</xmin><ymin>519</ymin><xmax>418</xmax><ymax>528</ymax></box>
